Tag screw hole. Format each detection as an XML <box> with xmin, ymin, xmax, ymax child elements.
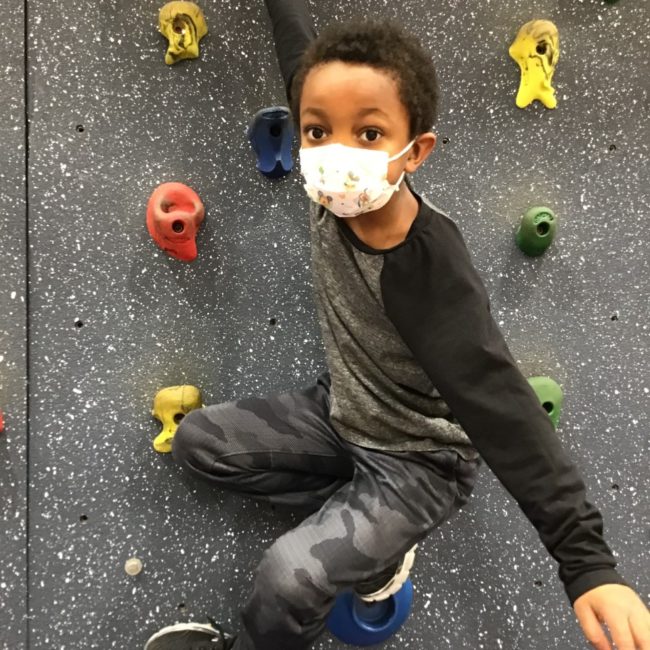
<box><xmin>609</xmin><ymin>144</ymin><xmax>616</xmax><ymax>152</ymax></box>
<box><xmin>611</xmin><ymin>483</ymin><xmax>620</xmax><ymax>490</ymax></box>
<box><xmin>80</xmin><ymin>514</ymin><xmax>88</xmax><ymax>522</ymax></box>
<box><xmin>269</xmin><ymin>318</ymin><xmax>277</xmax><ymax>326</ymax></box>
<box><xmin>75</xmin><ymin>320</ymin><xmax>84</xmax><ymax>328</ymax></box>
<box><xmin>173</xmin><ymin>18</ymin><xmax>186</xmax><ymax>34</ymax></box>
<box><xmin>76</xmin><ymin>124</ymin><xmax>85</xmax><ymax>133</ymax></box>
<box><xmin>442</xmin><ymin>138</ymin><xmax>449</xmax><ymax>145</ymax></box>
<box><xmin>172</xmin><ymin>220</ymin><xmax>185</xmax><ymax>233</ymax></box>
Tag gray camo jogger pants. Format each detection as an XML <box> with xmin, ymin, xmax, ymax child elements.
<box><xmin>172</xmin><ymin>370</ymin><xmax>481</xmax><ymax>650</ymax></box>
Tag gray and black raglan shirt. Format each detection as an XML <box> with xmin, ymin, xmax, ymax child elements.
<box><xmin>307</xmin><ymin>179</ymin><xmax>630</xmax><ymax>606</ymax></box>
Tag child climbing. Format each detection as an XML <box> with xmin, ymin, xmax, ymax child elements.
<box><xmin>145</xmin><ymin>1</ymin><xmax>650</xmax><ymax>648</ymax></box>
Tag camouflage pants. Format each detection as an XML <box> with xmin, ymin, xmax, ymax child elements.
<box><xmin>172</xmin><ymin>370</ymin><xmax>481</xmax><ymax>650</ymax></box>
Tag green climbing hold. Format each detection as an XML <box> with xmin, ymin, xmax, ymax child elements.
<box><xmin>528</xmin><ymin>376</ymin><xmax>564</xmax><ymax>429</ymax></box>
<box><xmin>515</xmin><ymin>206</ymin><xmax>558</xmax><ymax>257</ymax></box>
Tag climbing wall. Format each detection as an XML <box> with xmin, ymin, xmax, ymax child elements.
<box><xmin>1</xmin><ymin>0</ymin><xmax>648</xmax><ymax>648</ymax></box>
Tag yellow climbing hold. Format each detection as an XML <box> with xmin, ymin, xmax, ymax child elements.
<box><xmin>151</xmin><ymin>385</ymin><xmax>204</xmax><ymax>453</ymax></box>
<box><xmin>509</xmin><ymin>19</ymin><xmax>559</xmax><ymax>109</ymax></box>
<box><xmin>158</xmin><ymin>1</ymin><xmax>208</xmax><ymax>65</ymax></box>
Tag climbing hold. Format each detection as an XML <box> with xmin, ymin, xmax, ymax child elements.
<box><xmin>528</xmin><ymin>377</ymin><xmax>564</xmax><ymax>429</ymax></box>
<box><xmin>158</xmin><ymin>1</ymin><xmax>208</xmax><ymax>66</ymax></box>
<box><xmin>515</xmin><ymin>206</ymin><xmax>557</xmax><ymax>256</ymax></box>
<box><xmin>326</xmin><ymin>579</ymin><xmax>414</xmax><ymax>646</ymax></box>
<box><xmin>146</xmin><ymin>182</ymin><xmax>205</xmax><ymax>262</ymax></box>
<box><xmin>152</xmin><ymin>385</ymin><xmax>204</xmax><ymax>453</ymax></box>
<box><xmin>125</xmin><ymin>557</ymin><xmax>143</xmax><ymax>576</ymax></box>
<box><xmin>247</xmin><ymin>106</ymin><xmax>294</xmax><ymax>179</ymax></box>
<box><xmin>0</xmin><ymin>409</ymin><xmax>4</xmax><ymax>434</ymax></box>
<box><xmin>509</xmin><ymin>20</ymin><xmax>560</xmax><ymax>109</ymax></box>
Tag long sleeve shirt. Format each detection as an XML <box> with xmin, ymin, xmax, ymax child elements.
<box><xmin>308</xmin><ymin>177</ymin><xmax>631</xmax><ymax>606</ymax></box>
<box><xmin>263</xmin><ymin>0</ymin><xmax>631</xmax><ymax>611</ymax></box>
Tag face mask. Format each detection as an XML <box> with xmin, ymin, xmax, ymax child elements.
<box><xmin>299</xmin><ymin>139</ymin><xmax>416</xmax><ymax>218</ymax></box>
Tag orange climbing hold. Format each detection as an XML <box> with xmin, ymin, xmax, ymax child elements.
<box><xmin>146</xmin><ymin>182</ymin><xmax>205</xmax><ymax>262</ymax></box>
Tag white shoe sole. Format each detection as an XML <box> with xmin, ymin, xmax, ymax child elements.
<box><xmin>144</xmin><ymin>622</ymin><xmax>225</xmax><ymax>649</ymax></box>
<box><xmin>356</xmin><ymin>544</ymin><xmax>417</xmax><ymax>603</ymax></box>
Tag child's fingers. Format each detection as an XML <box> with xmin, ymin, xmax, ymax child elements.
<box><xmin>574</xmin><ymin>600</ymin><xmax>612</xmax><ymax>650</ymax></box>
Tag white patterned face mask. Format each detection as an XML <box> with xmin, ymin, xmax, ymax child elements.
<box><xmin>299</xmin><ymin>140</ymin><xmax>416</xmax><ymax>218</ymax></box>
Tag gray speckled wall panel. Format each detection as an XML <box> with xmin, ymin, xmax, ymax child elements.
<box><xmin>1</xmin><ymin>1</ymin><xmax>27</xmax><ymax>649</ymax></box>
<box><xmin>2</xmin><ymin>0</ymin><xmax>647</xmax><ymax>648</ymax></box>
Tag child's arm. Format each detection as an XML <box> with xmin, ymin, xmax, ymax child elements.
<box><xmin>263</xmin><ymin>0</ymin><xmax>317</xmax><ymax>105</ymax></box>
<box><xmin>381</xmin><ymin>211</ymin><xmax>633</xmax><ymax>607</ymax></box>
<box><xmin>382</xmin><ymin>212</ymin><xmax>650</xmax><ymax>645</ymax></box>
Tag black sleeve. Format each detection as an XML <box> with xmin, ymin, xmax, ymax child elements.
<box><xmin>381</xmin><ymin>212</ymin><xmax>632</xmax><ymax>606</ymax></box>
<box><xmin>264</xmin><ymin>0</ymin><xmax>317</xmax><ymax>104</ymax></box>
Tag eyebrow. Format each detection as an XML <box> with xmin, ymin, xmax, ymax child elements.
<box><xmin>302</xmin><ymin>107</ymin><xmax>389</xmax><ymax>119</ymax></box>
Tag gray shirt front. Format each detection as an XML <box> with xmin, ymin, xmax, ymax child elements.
<box><xmin>308</xmin><ymin>189</ymin><xmax>479</xmax><ymax>461</ymax></box>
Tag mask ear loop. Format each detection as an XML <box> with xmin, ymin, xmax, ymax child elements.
<box><xmin>388</xmin><ymin>139</ymin><xmax>417</xmax><ymax>191</ymax></box>
<box><xmin>387</xmin><ymin>138</ymin><xmax>417</xmax><ymax>162</ymax></box>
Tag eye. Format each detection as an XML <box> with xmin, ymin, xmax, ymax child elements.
<box><xmin>361</xmin><ymin>129</ymin><xmax>382</xmax><ymax>143</ymax></box>
<box><xmin>305</xmin><ymin>126</ymin><xmax>326</xmax><ymax>140</ymax></box>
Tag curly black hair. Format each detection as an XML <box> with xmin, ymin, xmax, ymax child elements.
<box><xmin>289</xmin><ymin>17</ymin><xmax>439</xmax><ymax>140</ymax></box>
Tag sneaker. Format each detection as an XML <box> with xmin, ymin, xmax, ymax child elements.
<box><xmin>144</xmin><ymin>615</ymin><xmax>237</xmax><ymax>650</ymax></box>
<box><xmin>353</xmin><ymin>544</ymin><xmax>417</xmax><ymax>603</ymax></box>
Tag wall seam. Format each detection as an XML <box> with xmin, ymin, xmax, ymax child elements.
<box><xmin>23</xmin><ymin>0</ymin><xmax>31</xmax><ymax>647</ymax></box>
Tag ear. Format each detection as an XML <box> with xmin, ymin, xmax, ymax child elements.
<box><xmin>404</xmin><ymin>132</ymin><xmax>437</xmax><ymax>173</ymax></box>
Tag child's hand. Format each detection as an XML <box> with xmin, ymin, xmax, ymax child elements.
<box><xmin>573</xmin><ymin>584</ymin><xmax>650</xmax><ymax>649</ymax></box>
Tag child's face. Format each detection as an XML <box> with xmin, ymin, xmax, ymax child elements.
<box><xmin>300</xmin><ymin>61</ymin><xmax>427</xmax><ymax>186</ymax></box>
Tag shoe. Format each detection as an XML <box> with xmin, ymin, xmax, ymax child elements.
<box><xmin>353</xmin><ymin>544</ymin><xmax>417</xmax><ymax>603</ymax></box>
<box><xmin>247</xmin><ymin>106</ymin><xmax>294</xmax><ymax>179</ymax></box>
<box><xmin>144</xmin><ymin>615</ymin><xmax>237</xmax><ymax>649</ymax></box>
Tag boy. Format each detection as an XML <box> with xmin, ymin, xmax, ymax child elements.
<box><xmin>145</xmin><ymin>1</ymin><xmax>649</xmax><ymax>649</ymax></box>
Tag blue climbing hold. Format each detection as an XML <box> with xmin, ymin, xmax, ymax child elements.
<box><xmin>247</xmin><ymin>106</ymin><xmax>294</xmax><ymax>179</ymax></box>
<box><xmin>326</xmin><ymin>579</ymin><xmax>414</xmax><ymax>646</ymax></box>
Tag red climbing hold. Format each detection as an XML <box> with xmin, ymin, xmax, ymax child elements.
<box><xmin>146</xmin><ymin>182</ymin><xmax>205</xmax><ymax>262</ymax></box>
